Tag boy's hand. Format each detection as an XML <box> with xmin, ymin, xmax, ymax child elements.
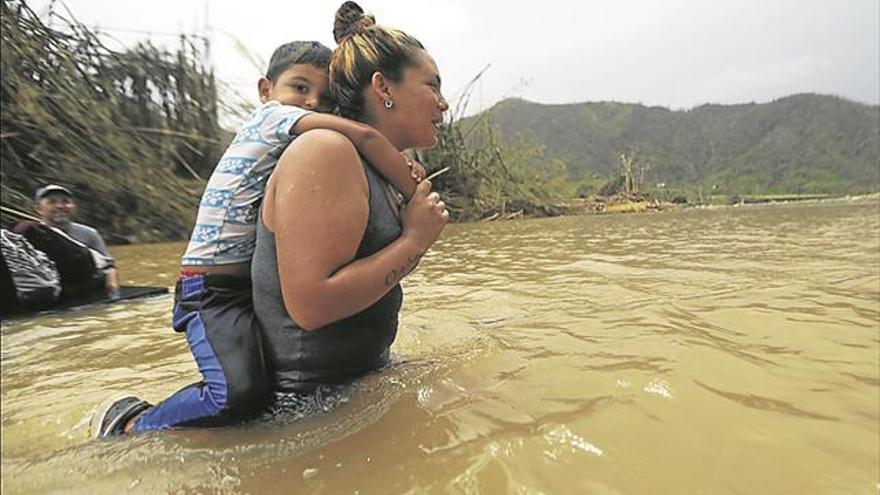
<box><xmin>404</xmin><ymin>154</ymin><xmax>427</xmax><ymax>183</ymax></box>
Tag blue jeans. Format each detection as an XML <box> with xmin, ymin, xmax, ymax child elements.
<box><xmin>133</xmin><ymin>274</ymin><xmax>270</xmax><ymax>432</ymax></box>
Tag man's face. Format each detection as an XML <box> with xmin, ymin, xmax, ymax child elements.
<box><xmin>35</xmin><ymin>193</ymin><xmax>76</xmax><ymax>226</ymax></box>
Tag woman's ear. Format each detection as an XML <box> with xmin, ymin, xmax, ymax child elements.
<box><xmin>258</xmin><ymin>77</ymin><xmax>273</xmax><ymax>103</ymax></box>
<box><xmin>370</xmin><ymin>71</ymin><xmax>394</xmax><ymax>103</ymax></box>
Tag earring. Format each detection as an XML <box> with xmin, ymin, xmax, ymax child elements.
<box><xmin>384</xmin><ymin>99</ymin><xmax>394</xmax><ymax>109</ymax></box>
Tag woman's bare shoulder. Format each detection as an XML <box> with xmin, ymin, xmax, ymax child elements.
<box><xmin>270</xmin><ymin>129</ymin><xmax>365</xmax><ymax>194</ymax></box>
<box><xmin>265</xmin><ymin>128</ymin><xmax>368</xmax><ymax>228</ymax></box>
<box><xmin>282</xmin><ymin>128</ymin><xmax>359</xmax><ymax>163</ymax></box>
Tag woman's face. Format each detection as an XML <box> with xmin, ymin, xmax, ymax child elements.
<box><xmin>385</xmin><ymin>51</ymin><xmax>448</xmax><ymax>149</ymax></box>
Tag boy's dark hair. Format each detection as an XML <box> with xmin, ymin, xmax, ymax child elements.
<box><xmin>266</xmin><ymin>41</ymin><xmax>332</xmax><ymax>82</ymax></box>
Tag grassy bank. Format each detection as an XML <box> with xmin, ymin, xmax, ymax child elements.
<box><xmin>0</xmin><ymin>1</ymin><xmax>227</xmax><ymax>243</ymax></box>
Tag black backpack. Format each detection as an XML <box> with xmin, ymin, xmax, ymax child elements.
<box><xmin>10</xmin><ymin>221</ymin><xmax>104</xmax><ymax>299</ymax></box>
<box><xmin>0</xmin><ymin>228</ymin><xmax>62</xmax><ymax>312</ymax></box>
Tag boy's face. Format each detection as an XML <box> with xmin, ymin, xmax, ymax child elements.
<box><xmin>259</xmin><ymin>64</ymin><xmax>331</xmax><ymax>111</ymax></box>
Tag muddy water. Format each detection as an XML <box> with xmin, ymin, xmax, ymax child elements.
<box><xmin>2</xmin><ymin>202</ymin><xmax>878</xmax><ymax>494</ymax></box>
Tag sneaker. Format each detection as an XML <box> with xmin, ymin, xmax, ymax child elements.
<box><xmin>90</xmin><ymin>395</ymin><xmax>152</xmax><ymax>438</ymax></box>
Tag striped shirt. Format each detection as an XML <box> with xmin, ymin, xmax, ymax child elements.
<box><xmin>181</xmin><ymin>101</ymin><xmax>310</xmax><ymax>265</ymax></box>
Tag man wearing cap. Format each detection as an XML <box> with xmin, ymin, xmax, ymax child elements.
<box><xmin>34</xmin><ymin>184</ymin><xmax>119</xmax><ymax>297</ymax></box>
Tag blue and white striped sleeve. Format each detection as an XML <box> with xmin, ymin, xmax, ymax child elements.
<box><xmin>260</xmin><ymin>104</ymin><xmax>313</xmax><ymax>145</ymax></box>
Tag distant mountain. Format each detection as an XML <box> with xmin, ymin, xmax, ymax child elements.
<box><xmin>465</xmin><ymin>94</ymin><xmax>880</xmax><ymax>195</ymax></box>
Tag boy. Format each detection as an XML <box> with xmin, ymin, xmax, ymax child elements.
<box><xmin>92</xmin><ymin>41</ymin><xmax>424</xmax><ymax>437</ymax></box>
<box><xmin>182</xmin><ymin>41</ymin><xmax>423</xmax><ymax>271</ymax></box>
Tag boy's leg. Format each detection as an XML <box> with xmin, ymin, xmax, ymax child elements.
<box><xmin>131</xmin><ymin>274</ymin><xmax>269</xmax><ymax>432</ymax></box>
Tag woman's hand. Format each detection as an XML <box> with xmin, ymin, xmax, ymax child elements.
<box><xmin>402</xmin><ymin>180</ymin><xmax>448</xmax><ymax>250</ymax></box>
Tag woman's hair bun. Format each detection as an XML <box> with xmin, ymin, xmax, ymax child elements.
<box><xmin>333</xmin><ymin>1</ymin><xmax>376</xmax><ymax>43</ymax></box>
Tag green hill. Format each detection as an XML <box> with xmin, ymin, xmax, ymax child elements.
<box><xmin>467</xmin><ymin>94</ymin><xmax>880</xmax><ymax>196</ymax></box>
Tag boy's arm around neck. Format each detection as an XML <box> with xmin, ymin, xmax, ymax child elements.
<box><xmin>293</xmin><ymin>114</ymin><xmax>417</xmax><ymax>199</ymax></box>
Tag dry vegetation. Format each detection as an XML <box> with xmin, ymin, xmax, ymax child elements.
<box><xmin>0</xmin><ymin>0</ymin><xmax>228</xmax><ymax>242</ymax></box>
<box><xmin>421</xmin><ymin>81</ymin><xmax>565</xmax><ymax>222</ymax></box>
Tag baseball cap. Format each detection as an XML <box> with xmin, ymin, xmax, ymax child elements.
<box><xmin>34</xmin><ymin>184</ymin><xmax>74</xmax><ymax>202</ymax></box>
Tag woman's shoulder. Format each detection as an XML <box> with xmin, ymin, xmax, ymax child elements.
<box><xmin>275</xmin><ymin>129</ymin><xmax>365</xmax><ymax>186</ymax></box>
<box><xmin>288</xmin><ymin>128</ymin><xmax>358</xmax><ymax>156</ymax></box>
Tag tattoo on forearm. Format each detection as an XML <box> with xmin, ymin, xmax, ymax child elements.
<box><xmin>384</xmin><ymin>251</ymin><xmax>425</xmax><ymax>286</ymax></box>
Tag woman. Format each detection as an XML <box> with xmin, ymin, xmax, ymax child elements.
<box><xmin>252</xmin><ymin>1</ymin><xmax>450</xmax><ymax>394</ymax></box>
<box><xmin>90</xmin><ymin>2</ymin><xmax>445</xmax><ymax>437</ymax></box>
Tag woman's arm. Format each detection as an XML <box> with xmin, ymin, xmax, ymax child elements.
<box><xmin>293</xmin><ymin>114</ymin><xmax>418</xmax><ymax>199</ymax></box>
<box><xmin>264</xmin><ymin>129</ymin><xmax>446</xmax><ymax>331</ymax></box>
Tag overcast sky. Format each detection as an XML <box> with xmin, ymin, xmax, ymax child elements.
<box><xmin>30</xmin><ymin>0</ymin><xmax>880</xmax><ymax>119</ymax></box>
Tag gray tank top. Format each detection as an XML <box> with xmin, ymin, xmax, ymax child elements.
<box><xmin>252</xmin><ymin>159</ymin><xmax>404</xmax><ymax>393</ymax></box>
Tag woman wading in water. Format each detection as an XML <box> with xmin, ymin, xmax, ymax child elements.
<box><xmin>92</xmin><ymin>1</ymin><xmax>448</xmax><ymax>434</ymax></box>
<box><xmin>252</xmin><ymin>1</ymin><xmax>448</xmax><ymax>398</ymax></box>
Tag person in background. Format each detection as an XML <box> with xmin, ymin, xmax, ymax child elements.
<box><xmin>33</xmin><ymin>184</ymin><xmax>119</xmax><ymax>298</ymax></box>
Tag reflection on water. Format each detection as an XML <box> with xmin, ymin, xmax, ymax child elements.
<box><xmin>2</xmin><ymin>202</ymin><xmax>878</xmax><ymax>494</ymax></box>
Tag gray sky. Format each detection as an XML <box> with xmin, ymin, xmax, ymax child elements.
<box><xmin>31</xmin><ymin>0</ymin><xmax>880</xmax><ymax>119</ymax></box>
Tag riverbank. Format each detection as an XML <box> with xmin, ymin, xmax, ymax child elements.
<box><xmin>488</xmin><ymin>191</ymin><xmax>880</xmax><ymax>222</ymax></box>
<box><xmin>0</xmin><ymin>4</ymin><xmax>223</xmax><ymax>246</ymax></box>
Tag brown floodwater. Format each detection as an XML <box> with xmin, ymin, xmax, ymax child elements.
<box><xmin>1</xmin><ymin>201</ymin><xmax>878</xmax><ymax>494</ymax></box>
